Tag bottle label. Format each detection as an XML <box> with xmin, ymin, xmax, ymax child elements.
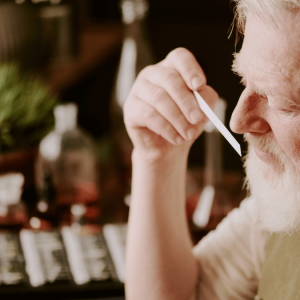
<box><xmin>0</xmin><ymin>210</ymin><xmax>28</xmax><ymax>227</ymax></box>
<box><xmin>56</xmin><ymin>181</ymin><xmax>99</xmax><ymax>205</ymax></box>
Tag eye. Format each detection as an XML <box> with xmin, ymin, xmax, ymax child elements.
<box><xmin>278</xmin><ymin>109</ymin><xmax>296</xmax><ymax>117</ymax></box>
<box><xmin>258</xmin><ymin>93</ymin><xmax>268</xmax><ymax>100</ymax></box>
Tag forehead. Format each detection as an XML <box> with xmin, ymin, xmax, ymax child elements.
<box><xmin>238</xmin><ymin>12</ymin><xmax>300</xmax><ymax>94</ymax></box>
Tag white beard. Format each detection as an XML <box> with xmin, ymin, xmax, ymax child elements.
<box><xmin>244</xmin><ymin>133</ymin><xmax>300</xmax><ymax>234</ymax></box>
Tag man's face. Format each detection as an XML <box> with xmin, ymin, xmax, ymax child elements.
<box><xmin>231</xmin><ymin>12</ymin><xmax>300</xmax><ymax>176</ymax></box>
<box><xmin>230</xmin><ymin>12</ymin><xmax>300</xmax><ymax>233</ymax></box>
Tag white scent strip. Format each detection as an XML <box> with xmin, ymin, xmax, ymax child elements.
<box><xmin>61</xmin><ymin>227</ymin><xmax>90</xmax><ymax>285</ymax></box>
<box><xmin>20</xmin><ymin>230</ymin><xmax>45</xmax><ymax>287</ymax></box>
<box><xmin>103</xmin><ymin>224</ymin><xmax>127</xmax><ymax>283</ymax></box>
<box><xmin>193</xmin><ymin>91</ymin><xmax>241</xmax><ymax>156</ymax></box>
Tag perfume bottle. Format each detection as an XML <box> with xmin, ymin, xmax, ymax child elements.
<box><xmin>110</xmin><ymin>0</ymin><xmax>154</xmax><ymax>205</ymax></box>
<box><xmin>192</xmin><ymin>99</ymin><xmax>233</xmax><ymax>231</ymax></box>
<box><xmin>111</xmin><ymin>0</ymin><xmax>154</xmax><ymax>170</ymax></box>
<box><xmin>35</xmin><ymin>103</ymin><xmax>100</xmax><ymax>226</ymax></box>
<box><xmin>0</xmin><ymin>173</ymin><xmax>28</xmax><ymax>231</ymax></box>
<box><xmin>30</xmin><ymin>170</ymin><xmax>56</xmax><ymax>229</ymax></box>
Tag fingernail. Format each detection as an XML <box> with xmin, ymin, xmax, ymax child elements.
<box><xmin>192</xmin><ymin>76</ymin><xmax>204</xmax><ymax>90</ymax></box>
<box><xmin>190</xmin><ymin>109</ymin><xmax>202</xmax><ymax>124</ymax></box>
<box><xmin>176</xmin><ymin>136</ymin><xmax>184</xmax><ymax>145</ymax></box>
<box><xmin>187</xmin><ymin>128</ymin><xmax>197</xmax><ymax>140</ymax></box>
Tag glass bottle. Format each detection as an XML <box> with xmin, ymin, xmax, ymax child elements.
<box><xmin>13</xmin><ymin>0</ymin><xmax>76</xmax><ymax>66</ymax></box>
<box><xmin>192</xmin><ymin>99</ymin><xmax>233</xmax><ymax>231</ymax></box>
<box><xmin>110</xmin><ymin>0</ymin><xmax>154</xmax><ymax>180</ymax></box>
<box><xmin>0</xmin><ymin>173</ymin><xmax>28</xmax><ymax>231</ymax></box>
<box><xmin>31</xmin><ymin>170</ymin><xmax>56</xmax><ymax>229</ymax></box>
<box><xmin>35</xmin><ymin>103</ymin><xmax>100</xmax><ymax>226</ymax></box>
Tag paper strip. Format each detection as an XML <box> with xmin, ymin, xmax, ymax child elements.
<box><xmin>20</xmin><ymin>230</ymin><xmax>45</xmax><ymax>287</ymax></box>
<box><xmin>193</xmin><ymin>91</ymin><xmax>241</xmax><ymax>156</ymax></box>
<box><xmin>61</xmin><ymin>227</ymin><xmax>90</xmax><ymax>285</ymax></box>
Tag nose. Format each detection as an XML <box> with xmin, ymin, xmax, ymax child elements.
<box><xmin>230</xmin><ymin>89</ymin><xmax>270</xmax><ymax>135</ymax></box>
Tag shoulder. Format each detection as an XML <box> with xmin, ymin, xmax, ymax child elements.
<box><xmin>193</xmin><ymin>196</ymin><xmax>261</xmax><ymax>254</ymax></box>
<box><xmin>192</xmin><ymin>197</ymin><xmax>268</xmax><ymax>299</ymax></box>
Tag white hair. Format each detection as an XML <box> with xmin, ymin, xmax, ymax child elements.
<box><xmin>233</xmin><ymin>0</ymin><xmax>300</xmax><ymax>34</ymax></box>
<box><xmin>244</xmin><ymin>133</ymin><xmax>300</xmax><ymax>234</ymax></box>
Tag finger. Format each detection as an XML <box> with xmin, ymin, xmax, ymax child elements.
<box><xmin>141</xmin><ymin>65</ymin><xmax>204</xmax><ymax>125</ymax></box>
<box><xmin>194</xmin><ymin>85</ymin><xmax>220</xmax><ymax>131</ymax></box>
<box><xmin>133</xmin><ymin>78</ymin><xmax>199</xmax><ymax>141</ymax></box>
<box><xmin>197</xmin><ymin>85</ymin><xmax>219</xmax><ymax>109</ymax></box>
<box><xmin>124</xmin><ymin>96</ymin><xmax>184</xmax><ymax>146</ymax></box>
<box><xmin>161</xmin><ymin>48</ymin><xmax>206</xmax><ymax>90</ymax></box>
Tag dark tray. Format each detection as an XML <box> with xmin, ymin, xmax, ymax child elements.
<box><xmin>0</xmin><ymin>280</ymin><xmax>125</xmax><ymax>300</ymax></box>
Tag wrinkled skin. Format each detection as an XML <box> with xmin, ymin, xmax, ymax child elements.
<box><xmin>231</xmin><ymin>12</ymin><xmax>300</xmax><ymax>177</ymax></box>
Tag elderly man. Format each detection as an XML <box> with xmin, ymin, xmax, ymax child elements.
<box><xmin>123</xmin><ymin>0</ymin><xmax>300</xmax><ymax>299</ymax></box>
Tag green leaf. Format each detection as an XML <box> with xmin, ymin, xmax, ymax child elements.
<box><xmin>0</xmin><ymin>63</ymin><xmax>58</xmax><ymax>153</ymax></box>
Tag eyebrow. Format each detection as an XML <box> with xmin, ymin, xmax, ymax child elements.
<box><xmin>232</xmin><ymin>52</ymin><xmax>242</xmax><ymax>77</ymax></box>
<box><xmin>232</xmin><ymin>52</ymin><xmax>264</xmax><ymax>93</ymax></box>
<box><xmin>232</xmin><ymin>52</ymin><xmax>248</xmax><ymax>86</ymax></box>
<box><xmin>231</xmin><ymin>52</ymin><xmax>300</xmax><ymax>108</ymax></box>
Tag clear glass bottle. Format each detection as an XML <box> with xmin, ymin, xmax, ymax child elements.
<box><xmin>14</xmin><ymin>0</ymin><xmax>76</xmax><ymax>66</ymax></box>
<box><xmin>35</xmin><ymin>103</ymin><xmax>100</xmax><ymax>226</ymax></box>
<box><xmin>31</xmin><ymin>170</ymin><xmax>56</xmax><ymax>229</ymax></box>
<box><xmin>192</xmin><ymin>99</ymin><xmax>233</xmax><ymax>231</ymax></box>
<box><xmin>0</xmin><ymin>173</ymin><xmax>28</xmax><ymax>231</ymax></box>
<box><xmin>110</xmin><ymin>0</ymin><xmax>154</xmax><ymax>174</ymax></box>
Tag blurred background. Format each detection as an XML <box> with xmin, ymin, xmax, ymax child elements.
<box><xmin>59</xmin><ymin>0</ymin><xmax>245</xmax><ymax>170</ymax></box>
<box><xmin>0</xmin><ymin>0</ymin><xmax>246</xmax><ymax>299</ymax></box>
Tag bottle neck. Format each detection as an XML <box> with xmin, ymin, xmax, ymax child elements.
<box><xmin>121</xmin><ymin>0</ymin><xmax>149</xmax><ymax>44</ymax></box>
<box><xmin>121</xmin><ymin>0</ymin><xmax>149</xmax><ymax>23</ymax></box>
<box><xmin>55</xmin><ymin>119</ymin><xmax>77</xmax><ymax>133</ymax></box>
<box><xmin>113</xmin><ymin>2</ymin><xmax>153</xmax><ymax>110</ymax></box>
<box><xmin>124</xmin><ymin>18</ymin><xmax>145</xmax><ymax>39</ymax></box>
<box><xmin>203</xmin><ymin>98</ymin><xmax>226</xmax><ymax>187</ymax></box>
<box><xmin>54</xmin><ymin>103</ymin><xmax>78</xmax><ymax>133</ymax></box>
<box><xmin>204</xmin><ymin>131</ymin><xmax>223</xmax><ymax>188</ymax></box>
<box><xmin>122</xmin><ymin>16</ymin><xmax>153</xmax><ymax>73</ymax></box>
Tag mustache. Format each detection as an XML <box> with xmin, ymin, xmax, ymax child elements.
<box><xmin>243</xmin><ymin>133</ymin><xmax>282</xmax><ymax>159</ymax></box>
<box><xmin>243</xmin><ymin>133</ymin><xmax>300</xmax><ymax>176</ymax></box>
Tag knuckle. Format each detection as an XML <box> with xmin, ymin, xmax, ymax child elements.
<box><xmin>151</xmin><ymin>88</ymin><xmax>167</xmax><ymax>105</ymax></box>
<box><xmin>123</xmin><ymin>99</ymin><xmax>131</xmax><ymax>116</ymax></box>
<box><xmin>123</xmin><ymin>98</ymin><xmax>136</xmax><ymax>124</ymax></box>
<box><xmin>177</xmin><ymin>113</ymin><xmax>188</xmax><ymax>126</ymax></box>
<box><xmin>178</xmin><ymin>95</ymin><xmax>192</xmax><ymax>106</ymax></box>
<box><xmin>167</xmin><ymin>47</ymin><xmax>190</xmax><ymax>60</ymax></box>
<box><xmin>138</xmin><ymin>65</ymin><xmax>154</xmax><ymax>78</ymax></box>
<box><xmin>161</xmin><ymin>68</ymin><xmax>178</xmax><ymax>84</ymax></box>
<box><xmin>177</xmin><ymin>115</ymin><xmax>192</xmax><ymax>134</ymax></box>
<box><xmin>162</xmin><ymin>123</ymin><xmax>175</xmax><ymax>137</ymax></box>
<box><xmin>168</xmin><ymin>80</ymin><xmax>181</xmax><ymax>91</ymax></box>
<box><xmin>144</xmin><ymin>107</ymin><xmax>157</xmax><ymax>123</ymax></box>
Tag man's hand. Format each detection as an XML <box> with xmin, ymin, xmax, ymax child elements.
<box><xmin>125</xmin><ymin>48</ymin><xmax>219</xmax><ymax>300</ymax></box>
<box><xmin>124</xmin><ymin>47</ymin><xmax>219</xmax><ymax>162</ymax></box>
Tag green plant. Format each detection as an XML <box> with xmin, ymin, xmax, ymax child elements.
<box><xmin>0</xmin><ymin>64</ymin><xmax>58</xmax><ymax>153</ymax></box>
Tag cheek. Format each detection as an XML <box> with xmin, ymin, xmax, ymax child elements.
<box><xmin>271</xmin><ymin>119</ymin><xmax>300</xmax><ymax>165</ymax></box>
